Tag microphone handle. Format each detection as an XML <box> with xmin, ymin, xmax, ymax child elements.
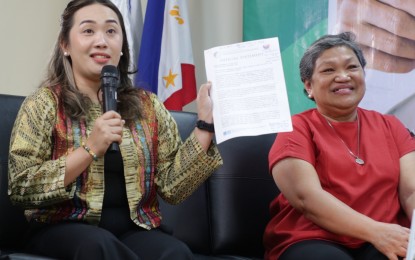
<box><xmin>102</xmin><ymin>85</ymin><xmax>120</xmax><ymax>153</ymax></box>
<box><xmin>107</xmin><ymin>142</ymin><xmax>120</xmax><ymax>153</ymax></box>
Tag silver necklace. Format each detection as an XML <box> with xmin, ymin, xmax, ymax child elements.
<box><xmin>325</xmin><ymin>113</ymin><xmax>365</xmax><ymax>165</ymax></box>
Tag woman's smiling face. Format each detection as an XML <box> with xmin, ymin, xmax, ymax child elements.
<box><xmin>63</xmin><ymin>3</ymin><xmax>123</xmax><ymax>84</ymax></box>
<box><xmin>305</xmin><ymin>46</ymin><xmax>366</xmax><ymax>118</ymax></box>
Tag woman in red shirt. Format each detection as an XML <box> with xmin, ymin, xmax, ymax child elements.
<box><xmin>264</xmin><ymin>32</ymin><xmax>415</xmax><ymax>260</ymax></box>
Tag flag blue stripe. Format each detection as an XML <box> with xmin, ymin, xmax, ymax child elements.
<box><xmin>135</xmin><ymin>0</ymin><xmax>166</xmax><ymax>93</ymax></box>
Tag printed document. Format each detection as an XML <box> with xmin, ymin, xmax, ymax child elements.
<box><xmin>407</xmin><ymin>209</ymin><xmax>415</xmax><ymax>260</ymax></box>
<box><xmin>204</xmin><ymin>37</ymin><xmax>292</xmax><ymax>144</ymax></box>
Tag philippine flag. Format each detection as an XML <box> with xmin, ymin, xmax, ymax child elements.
<box><xmin>136</xmin><ymin>0</ymin><xmax>197</xmax><ymax>110</ymax></box>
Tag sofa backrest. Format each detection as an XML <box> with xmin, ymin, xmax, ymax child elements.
<box><xmin>162</xmin><ymin>111</ymin><xmax>280</xmax><ymax>258</ymax></box>
<box><xmin>208</xmin><ymin>133</ymin><xmax>279</xmax><ymax>257</ymax></box>
<box><xmin>0</xmin><ymin>94</ymin><xmax>28</xmax><ymax>250</ymax></box>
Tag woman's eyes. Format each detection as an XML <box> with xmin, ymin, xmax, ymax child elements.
<box><xmin>82</xmin><ymin>28</ymin><xmax>117</xmax><ymax>35</ymax></box>
<box><xmin>321</xmin><ymin>68</ymin><xmax>334</xmax><ymax>73</ymax></box>
<box><xmin>348</xmin><ymin>64</ymin><xmax>360</xmax><ymax>70</ymax></box>
<box><xmin>321</xmin><ymin>64</ymin><xmax>360</xmax><ymax>73</ymax></box>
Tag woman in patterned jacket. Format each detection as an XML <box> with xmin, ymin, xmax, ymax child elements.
<box><xmin>8</xmin><ymin>0</ymin><xmax>222</xmax><ymax>259</ymax></box>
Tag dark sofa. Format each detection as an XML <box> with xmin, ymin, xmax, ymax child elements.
<box><xmin>0</xmin><ymin>93</ymin><xmax>279</xmax><ymax>259</ymax></box>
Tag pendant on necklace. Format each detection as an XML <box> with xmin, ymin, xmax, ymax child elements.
<box><xmin>355</xmin><ymin>158</ymin><xmax>365</xmax><ymax>165</ymax></box>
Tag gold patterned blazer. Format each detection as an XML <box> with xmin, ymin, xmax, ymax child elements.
<box><xmin>8</xmin><ymin>86</ymin><xmax>222</xmax><ymax>230</ymax></box>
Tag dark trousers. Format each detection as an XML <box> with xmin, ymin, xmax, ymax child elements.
<box><xmin>279</xmin><ymin>240</ymin><xmax>391</xmax><ymax>260</ymax></box>
<box><xmin>24</xmin><ymin>222</ymin><xmax>193</xmax><ymax>260</ymax></box>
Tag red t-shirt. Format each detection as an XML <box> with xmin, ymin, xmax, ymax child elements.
<box><xmin>264</xmin><ymin>108</ymin><xmax>415</xmax><ymax>259</ymax></box>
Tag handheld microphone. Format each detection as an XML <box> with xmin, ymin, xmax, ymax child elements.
<box><xmin>101</xmin><ymin>65</ymin><xmax>120</xmax><ymax>153</ymax></box>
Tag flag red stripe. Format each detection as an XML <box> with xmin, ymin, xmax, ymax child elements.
<box><xmin>163</xmin><ymin>64</ymin><xmax>197</xmax><ymax>110</ymax></box>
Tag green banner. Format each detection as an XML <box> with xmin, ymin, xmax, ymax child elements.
<box><xmin>243</xmin><ymin>0</ymin><xmax>328</xmax><ymax>115</ymax></box>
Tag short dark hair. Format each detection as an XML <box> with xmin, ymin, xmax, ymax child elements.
<box><xmin>299</xmin><ymin>32</ymin><xmax>366</xmax><ymax>99</ymax></box>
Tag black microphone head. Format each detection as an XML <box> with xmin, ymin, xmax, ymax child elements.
<box><xmin>101</xmin><ymin>65</ymin><xmax>119</xmax><ymax>80</ymax></box>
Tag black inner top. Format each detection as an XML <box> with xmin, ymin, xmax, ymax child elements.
<box><xmin>99</xmin><ymin>150</ymin><xmax>139</xmax><ymax>237</ymax></box>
